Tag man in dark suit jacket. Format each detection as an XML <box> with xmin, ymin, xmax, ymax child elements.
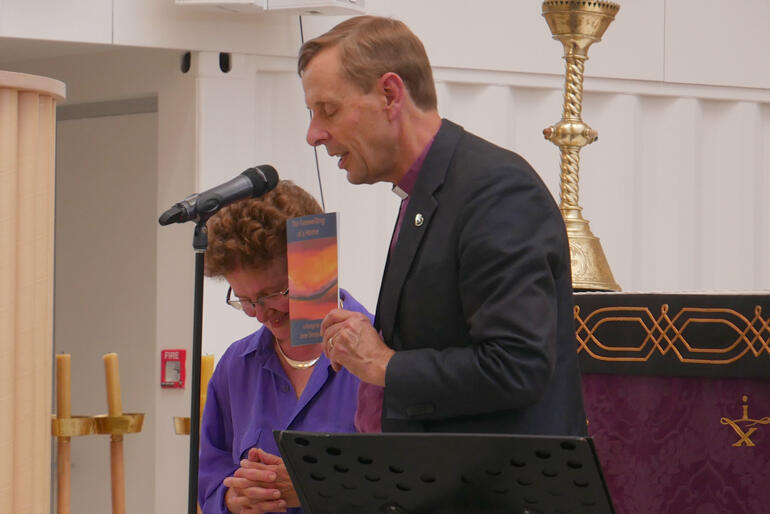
<box><xmin>303</xmin><ymin>15</ymin><xmax>587</xmax><ymax>436</ymax></box>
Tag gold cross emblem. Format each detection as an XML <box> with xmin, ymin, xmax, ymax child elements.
<box><xmin>720</xmin><ymin>395</ymin><xmax>770</xmax><ymax>447</ymax></box>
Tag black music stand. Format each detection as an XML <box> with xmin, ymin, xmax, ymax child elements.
<box><xmin>275</xmin><ymin>430</ymin><xmax>614</xmax><ymax>514</ymax></box>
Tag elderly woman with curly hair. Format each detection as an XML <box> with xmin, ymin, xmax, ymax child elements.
<box><xmin>198</xmin><ymin>181</ymin><xmax>371</xmax><ymax>514</ymax></box>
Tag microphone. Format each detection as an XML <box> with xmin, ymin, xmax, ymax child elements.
<box><xmin>159</xmin><ymin>165</ymin><xmax>279</xmax><ymax>225</ymax></box>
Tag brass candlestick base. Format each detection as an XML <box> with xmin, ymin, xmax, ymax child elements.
<box><xmin>542</xmin><ymin>0</ymin><xmax>621</xmax><ymax>291</ymax></box>
<box><xmin>563</xmin><ymin>208</ymin><xmax>619</xmax><ymax>290</ymax></box>
<box><xmin>51</xmin><ymin>415</ymin><xmax>97</xmax><ymax>437</ymax></box>
<box><xmin>93</xmin><ymin>413</ymin><xmax>145</xmax><ymax>435</ymax></box>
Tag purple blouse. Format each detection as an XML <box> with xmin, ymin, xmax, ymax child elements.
<box><xmin>198</xmin><ymin>289</ymin><xmax>370</xmax><ymax>514</ymax></box>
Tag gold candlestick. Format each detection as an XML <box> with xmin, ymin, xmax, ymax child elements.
<box><xmin>542</xmin><ymin>0</ymin><xmax>621</xmax><ymax>291</ymax></box>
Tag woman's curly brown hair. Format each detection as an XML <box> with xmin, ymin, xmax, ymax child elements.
<box><xmin>204</xmin><ymin>180</ymin><xmax>323</xmax><ymax>277</ymax></box>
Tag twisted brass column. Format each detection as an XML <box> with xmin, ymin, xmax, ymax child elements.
<box><xmin>542</xmin><ymin>0</ymin><xmax>620</xmax><ymax>291</ymax></box>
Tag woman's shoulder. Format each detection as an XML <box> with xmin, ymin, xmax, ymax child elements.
<box><xmin>339</xmin><ymin>289</ymin><xmax>374</xmax><ymax>323</ymax></box>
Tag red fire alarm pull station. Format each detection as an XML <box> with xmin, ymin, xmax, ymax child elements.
<box><xmin>161</xmin><ymin>349</ymin><xmax>186</xmax><ymax>388</ymax></box>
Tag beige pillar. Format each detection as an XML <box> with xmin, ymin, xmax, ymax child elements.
<box><xmin>0</xmin><ymin>71</ymin><xmax>65</xmax><ymax>514</ymax></box>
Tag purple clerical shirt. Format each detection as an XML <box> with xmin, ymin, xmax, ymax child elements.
<box><xmin>354</xmin><ymin>137</ymin><xmax>435</xmax><ymax>434</ymax></box>
<box><xmin>388</xmin><ymin>137</ymin><xmax>433</xmax><ymax>255</ymax></box>
<box><xmin>198</xmin><ymin>289</ymin><xmax>371</xmax><ymax>514</ymax></box>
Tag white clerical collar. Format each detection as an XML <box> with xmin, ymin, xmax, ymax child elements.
<box><xmin>392</xmin><ymin>185</ymin><xmax>408</xmax><ymax>200</ymax></box>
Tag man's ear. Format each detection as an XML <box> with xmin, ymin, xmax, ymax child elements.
<box><xmin>378</xmin><ymin>72</ymin><xmax>406</xmax><ymax>121</ymax></box>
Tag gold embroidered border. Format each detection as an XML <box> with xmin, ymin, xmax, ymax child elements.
<box><xmin>574</xmin><ymin>305</ymin><xmax>770</xmax><ymax>364</ymax></box>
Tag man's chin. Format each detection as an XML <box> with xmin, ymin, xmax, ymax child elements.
<box><xmin>345</xmin><ymin>170</ymin><xmax>366</xmax><ymax>185</ymax></box>
<box><xmin>345</xmin><ymin>168</ymin><xmax>380</xmax><ymax>186</ymax></box>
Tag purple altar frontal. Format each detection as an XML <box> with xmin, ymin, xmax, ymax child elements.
<box><xmin>582</xmin><ymin>374</ymin><xmax>769</xmax><ymax>514</ymax></box>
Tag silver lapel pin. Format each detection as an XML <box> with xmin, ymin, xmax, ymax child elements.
<box><xmin>414</xmin><ymin>213</ymin><xmax>424</xmax><ymax>227</ymax></box>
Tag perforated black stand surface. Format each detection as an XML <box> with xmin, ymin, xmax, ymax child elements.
<box><xmin>275</xmin><ymin>430</ymin><xmax>614</xmax><ymax>514</ymax></box>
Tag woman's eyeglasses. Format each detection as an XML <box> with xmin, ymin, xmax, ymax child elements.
<box><xmin>225</xmin><ymin>286</ymin><xmax>289</xmax><ymax>311</ymax></box>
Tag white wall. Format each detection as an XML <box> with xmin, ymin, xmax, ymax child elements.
<box><xmin>0</xmin><ymin>0</ymin><xmax>301</xmax><ymax>54</ymax></box>
<box><xmin>55</xmin><ymin>111</ymin><xmax>158</xmax><ymax>514</ymax></box>
<box><xmin>1</xmin><ymin>1</ymin><xmax>769</xmax><ymax>513</ymax></box>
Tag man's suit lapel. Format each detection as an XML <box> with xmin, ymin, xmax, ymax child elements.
<box><xmin>375</xmin><ymin>120</ymin><xmax>464</xmax><ymax>347</ymax></box>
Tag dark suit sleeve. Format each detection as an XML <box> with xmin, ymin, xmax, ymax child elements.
<box><xmin>383</xmin><ymin>164</ymin><xmax>566</xmax><ymax>422</ymax></box>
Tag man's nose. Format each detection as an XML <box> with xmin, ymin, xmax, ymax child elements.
<box><xmin>306</xmin><ymin>117</ymin><xmax>328</xmax><ymax>147</ymax></box>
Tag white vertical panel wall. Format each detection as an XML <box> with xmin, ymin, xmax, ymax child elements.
<box><xmin>431</xmin><ymin>76</ymin><xmax>770</xmax><ymax>293</ymax></box>
<box><xmin>198</xmin><ymin>57</ymin><xmax>770</xmax><ymax>365</ymax></box>
<box><xmin>283</xmin><ymin>65</ymin><xmax>770</xmax><ymax>296</ymax></box>
<box><xmin>761</xmin><ymin>105</ymin><xmax>770</xmax><ymax>288</ymax></box>
<box><xmin>193</xmin><ymin>1</ymin><xmax>770</xmax><ymax>362</ymax></box>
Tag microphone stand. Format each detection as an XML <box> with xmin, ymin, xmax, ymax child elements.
<box><xmin>158</xmin><ymin>165</ymin><xmax>278</xmax><ymax>513</ymax></box>
<box><xmin>187</xmin><ymin>217</ymin><xmax>209</xmax><ymax>514</ymax></box>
